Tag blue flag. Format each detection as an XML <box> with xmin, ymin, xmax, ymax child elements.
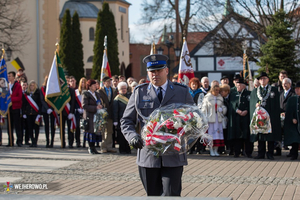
<box><xmin>0</xmin><ymin>58</ymin><xmax>11</xmax><ymax>116</ymax></box>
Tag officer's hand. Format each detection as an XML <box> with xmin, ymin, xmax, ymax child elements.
<box><xmin>241</xmin><ymin>110</ymin><xmax>248</xmax><ymax>116</ymax></box>
<box><xmin>23</xmin><ymin>114</ymin><xmax>27</xmax><ymax>119</ymax></box>
<box><xmin>130</xmin><ymin>135</ymin><xmax>144</xmax><ymax>149</ymax></box>
<box><xmin>217</xmin><ymin>107</ymin><xmax>223</xmax><ymax>112</ymax></box>
<box><xmin>256</xmin><ymin>103</ymin><xmax>260</xmax><ymax>108</ymax></box>
<box><xmin>47</xmin><ymin>109</ymin><xmax>52</xmax><ymax>115</ymax></box>
<box><xmin>113</xmin><ymin>122</ymin><xmax>118</xmax><ymax>126</ymax></box>
<box><xmin>293</xmin><ymin>119</ymin><xmax>297</xmax><ymax>124</ymax></box>
<box><xmin>68</xmin><ymin>113</ymin><xmax>73</xmax><ymax>120</ymax></box>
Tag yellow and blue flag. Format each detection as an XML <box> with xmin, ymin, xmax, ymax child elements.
<box><xmin>0</xmin><ymin>58</ymin><xmax>11</xmax><ymax>116</ymax></box>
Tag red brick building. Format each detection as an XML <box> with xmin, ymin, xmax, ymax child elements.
<box><xmin>129</xmin><ymin>32</ymin><xmax>208</xmax><ymax>82</ymax></box>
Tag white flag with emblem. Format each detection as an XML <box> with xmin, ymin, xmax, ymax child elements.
<box><xmin>178</xmin><ymin>38</ymin><xmax>194</xmax><ymax>85</ymax></box>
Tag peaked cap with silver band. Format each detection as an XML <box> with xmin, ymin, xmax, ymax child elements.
<box><xmin>143</xmin><ymin>54</ymin><xmax>169</xmax><ymax>71</ymax></box>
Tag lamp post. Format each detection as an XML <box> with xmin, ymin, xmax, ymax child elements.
<box><xmin>6</xmin><ymin>47</ymin><xmax>12</xmax><ymax>61</ymax></box>
<box><xmin>157</xmin><ymin>47</ymin><xmax>164</xmax><ymax>55</ymax></box>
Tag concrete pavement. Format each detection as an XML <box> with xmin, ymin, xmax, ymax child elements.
<box><xmin>1</xmin><ymin>128</ymin><xmax>300</xmax><ymax>199</ymax></box>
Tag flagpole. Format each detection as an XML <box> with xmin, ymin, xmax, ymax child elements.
<box><xmin>1</xmin><ymin>46</ymin><xmax>13</xmax><ymax>146</ymax></box>
<box><xmin>55</xmin><ymin>42</ymin><xmax>64</xmax><ymax>148</ymax></box>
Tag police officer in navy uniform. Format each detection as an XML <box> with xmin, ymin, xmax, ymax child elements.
<box><xmin>121</xmin><ymin>54</ymin><xmax>194</xmax><ymax>196</ymax></box>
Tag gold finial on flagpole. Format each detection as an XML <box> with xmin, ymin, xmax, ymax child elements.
<box><xmin>55</xmin><ymin>38</ymin><xmax>59</xmax><ymax>54</ymax></box>
<box><xmin>183</xmin><ymin>37</ymin><xmax>186</xmax><ymax>43</ymax></box>
<box><xmin>1</xmin><ymin>44</ymin><xmax>5</xmax><ymax>59</ymax></box>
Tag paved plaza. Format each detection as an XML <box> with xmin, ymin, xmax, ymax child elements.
<box><xmin>0</xmin><ymin>130</ymin><xmax>300</xmax><ymax>200</ymax></box>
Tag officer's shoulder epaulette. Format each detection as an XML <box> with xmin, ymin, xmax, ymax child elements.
<box><xmin>173</xmin><ymin>82</ymin><xmax>188</xmax><ymax>88</ymax></box>
<box><xmin>134</xmin><ymin>82</ymin><xmax>149</xmax><ymax>91</ymax></box>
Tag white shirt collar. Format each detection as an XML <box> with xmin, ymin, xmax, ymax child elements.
<box><xmin>284</xmin><ymin>88</ymin><xmax>291</xmax><ymax>94</ymax></box>
<box><xmin>152</xmin><ymin>80</ymin><xmax>168</xmax><ymax>92</ymax></box>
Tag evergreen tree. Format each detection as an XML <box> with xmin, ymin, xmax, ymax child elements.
<box><xmin>257</xmin><ymin>9</ymin><xmax>300</xmax><ymax>83</ymax></box>
<box><xmin>72</xmin><ymin>11</ymin><xmax>84</xmax><ymax>82</ymax></box>
<box><xmin>59</xmin><ymin>9</ymin><xmax>73</xmax><ymax>75</ymax></box>
<box><xmin>92</xmin><ymin>2</ymin><xmax>119</xmax><ymax>79</ymax></box>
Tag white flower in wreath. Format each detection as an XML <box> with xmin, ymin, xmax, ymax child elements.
<box><xmin>270</xmin><ymin>91</ymin><xmax>275</xmax><ymax>98</ymax></box>
<box><xmin>197</xmin><ymin>120</ymin><xmax>203</xmax><ymax>128</ymax></box>
<box><xmin>173</xmin><ymin>120</ymin><xmax>182</xmax><ymax>129</ymax></box>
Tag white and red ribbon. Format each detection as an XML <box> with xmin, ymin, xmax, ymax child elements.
<box><xmin>75</xmin><ymin>89</ymin><xmax>83</xmax><ymax>109</ymax></box>
<box><xmin>64</xmin><ymin>103</ymin><xmax>76</xmax><ymax>132</ymax></box>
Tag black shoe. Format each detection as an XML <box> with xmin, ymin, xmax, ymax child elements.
<box><xmin>69</xmin><ymin>146</ymin><xmax>73</xmax><ymax>149</ymax></box>
<box><xmin>76</xmin><ymin>144</ymin><xmax>82</xmax><ymax>148</ymax></box>
<box><xmin>46</xmin><ymin>144</ymin><xmax>50</xmax><ymax>148</ymax></box>
<box><xmin>246</xmin><ymin>154</ymin><xmax>253</xmax><ymax>158</ymax></box>
<box><xmin>88</xmin><ymin>148</ymin><xmax>95</xmax><ymax>154</ymax></box>
<box><xmin>274</xmin><ymin>148</ymin><xmax>281</xmax><ymax>156</ymax></box>
<box><xmin>254</xmin><ymin>155</ymin><xmax>265</xmax><ymax>159</ymax></box>
<box><xmin>29</xmin><ymin>144</ymin><xmax>37</xmax><ymax>147</ymax></box>
<box><xmin>228</xmin><ymin>151</ymin><xmax>234</xmax><ymax>156</ymax></box>
<box><xmin>25</xmin><ymin>142</ymin><xmax>31</xmax><ymax>145</ymax></box>
<box><xmin>266</xmin><ymin>153</ymin><xmax>274</xmax><ymax>160</ymax></box>
<box><xmin>234</xmin><ymin>154</ymin><xmax>239</xmax><ymax>158</ymax></box>
<box><xmin>6</xmin><ymin>144</ymin><xmax>14</xmax><ymax>147</ymax></box>
<box><xmin>17</xmin><ymin>143</ymin><xmax>22</xmax><ymax>147</ymax></box>
<box><xmin>93</xmin><ymin>148</ymin><xmax>101</xmax><ymax>154</ymax></box>
<box><xmin>290</xmin><ymin>156</ymin><xmax>298</xmax><ymax>160</ymax></box>
<box><xmin>287</xmin><ymin>154</ymin><xmax>292</xmax><ymax>157</ymax></box>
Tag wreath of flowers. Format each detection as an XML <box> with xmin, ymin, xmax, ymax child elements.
<box><xmin>141</xmin><ymin>103</ymin><xmax>211</xmax><ymax>156</ymax></box>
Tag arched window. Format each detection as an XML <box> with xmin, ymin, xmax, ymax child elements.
<box><xmin>121</xmin><ymin>16</ymin><xmax>123</xmax><ymax>40</ymax></box>
<box><xmin>87</xmin><ymin>56</ymin><xmax>93</xmax><ymax>62</ymax></box>
<box><xmin>89</xmin><ymin>27</ymin><xmax>95</xmax><ymax>41</ymax></box>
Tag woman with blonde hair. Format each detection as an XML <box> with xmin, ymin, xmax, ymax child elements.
<box><xmin>23</xmin><ymin>80</ymin><xmax>41</xmax><ymax>147</ymax></box>
<box><xmin>201</xmin><ymin>84</ymin><xmax>227</xmax><ymax>156</ymax></box>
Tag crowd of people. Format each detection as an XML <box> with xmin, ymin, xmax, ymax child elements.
<box><xmin>0</xmin><ymin>67</ymin><xmax>300</xmax><ymax>161</ymax></box>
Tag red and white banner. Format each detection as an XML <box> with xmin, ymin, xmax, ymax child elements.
<box><xmin>178</xmin><ymin>38</ymin><xmax>194</xmax><ymax>85</ymax></box>
<box><xmin>100</xmin><ymin>49</ymin><xmax>111</xmax><ymax>88</ymax></box>
<box><xmin>64</xmin><ymin>103</ymin><xmax>76</xmax><ymax>133</ymax></box>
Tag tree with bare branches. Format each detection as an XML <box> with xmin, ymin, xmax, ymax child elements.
<box><xmin>0</xmin><ymin>0</ymin><xmax>30</xmax><ymax>54</ymax></box>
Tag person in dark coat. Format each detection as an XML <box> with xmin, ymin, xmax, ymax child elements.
<box><xmin>188</xmin><ymin>77</ymin><xmax>203</xmax><ymax>154</ymax></box>
<box><xmin>22</xmin><ymin>80</ymin><xmax>41</xmax><ymax>147</ymax></box>
<box><xmin>228</xmin><ymin>78</ymin><xmax>253</xmax><ymax>158</ymax></box>
<box><xmin>82</xmin><ymin>79</ymin><xmax>103</xmax><ymax>154</ymax></box>
<box><xmin>113</xmin><ymin>81</ymin><xmax>131</xmax><ymax>154</ymax></box>
<box><xmin>40</xmin><ymin>76</ymin><xmax>56</xmax><ymax>148</ymax></box>
<box><xmin>230</xmin><ymin>74</ymin><xmax>241</xmax><ymax>93</ymax></box>
<box><xmin>284</xmin><ymin>81</ymin><xmax>300</xmax><ymax>160</ymax></box>
<box><xmin>272</xmin><ymin>70</ymin><xmax>288</xmax><ymax>93</ymax></box>
<box><xmin>60</xmin><ymin>84</ymin><xmax>75</xmax><ymax>148</ymax></box>
<box><xmin>249</xmin><ymin>72</ymin><xmax>281</xmax><ymax>160</ymax></box>
<box><xmin>275</xmin><ymin>77</ymin><xmax>295</xmax><ymax>155</ymax></box>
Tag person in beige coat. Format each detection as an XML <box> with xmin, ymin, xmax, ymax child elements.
<box><xmin>201</xmin><ymin>84</ymin><xmax>227</xmax><ymax>156</ymax></box>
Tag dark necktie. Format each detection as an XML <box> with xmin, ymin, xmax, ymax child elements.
<box><xmin>158</xmin><ymin>87</ymin><xmax>163</xmax><ymax>103</ymax></box>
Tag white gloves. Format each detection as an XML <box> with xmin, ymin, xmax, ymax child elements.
<box><xmin>47</xmin><ymin>109</ymin><xmax>52</xmax><ymax>115</ymax></box>
<box><xmin>23</xmin><ymin>115</ymin><xmax>27</xmax><ymax>119</ymax></box>
<box><xmin>77</xmin><ymin>108</ymin><xmax>83</xmax><ymax>114</ymax></box>
<box><xmin>68</xmin><ymin>113</ymin><xmax>73</xmax><ymax>120</ymax></box>
<box><xmin>37</xmin><ymin>114</ymin><xmax>41</xmax><ymax>119</ymax></box>
<box><xmin>218</xmin><ymin>107</ymin><xmax>223</xmax><ymax>112</ymax></box>
<box><xmin>113</xmin><ymin>122</ymin><xmax>118</xmax><ymax>126</ymax></box>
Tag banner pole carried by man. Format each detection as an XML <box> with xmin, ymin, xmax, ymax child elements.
<box><xmin>100</xmin><ymin>36</ymin><xmax>112</xmax><ymax>88</ymax></box>
<box><xmin>45</xmin><ymin>43</ymin><xmax>71</xmax><ymax>148</ymax></box>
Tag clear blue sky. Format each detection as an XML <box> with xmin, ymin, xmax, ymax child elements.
<box><xmin>127</xmin><ymin>0</ymin><xmax>142</xmax><ymax>25</ymax></box>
